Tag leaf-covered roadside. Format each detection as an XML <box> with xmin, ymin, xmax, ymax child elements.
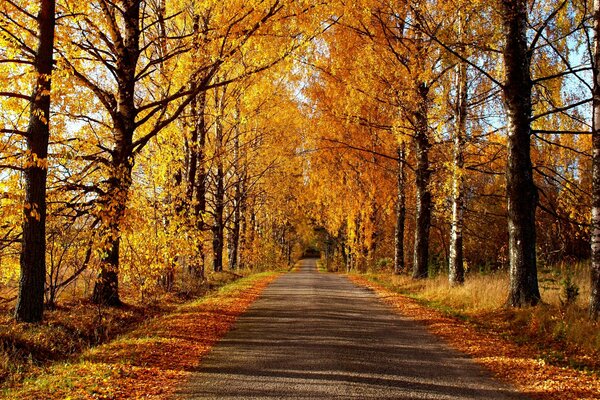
<box><xmin>2</xmin><ymin>272</ymin><xmax>279</xmax><ymax>400</ymax></box>
<box><xmin>349</xmin><ymin>275</ymin><xmax>600</xmax><ymax>400</ymax></box>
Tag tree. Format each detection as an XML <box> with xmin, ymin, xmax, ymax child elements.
<box><xmin>591</xmin><ymin>0</ymin><xmax>600</xmax><ymax>319</ymax></box>
<box><xmin>211</xmin><ymin>85</ymin><xmax>226</xmax><ymax>272</ymax></box>
<box><xmin>227</xmin><ymin>103</ymin><xmax>243</xmax><ymax>270</ymax></box>
<box><xmin>394</xmin><ymin>143</ymin><xmax>407</xmax><ymax>274</ymax></box>
<box><xmin>448</xmin><ymin>15</ymin><xmax>468</xmax><ymax>286</ymax></box>
<box><xmin>411</xmin><ymin>75</ymin><xmax>433</xmax><ymax>280</ymax></box>
<box><xmin>13</xmin><ymin>0</ymin><xmax>57</xmax><ymax>322</ymax></box>
<box><xmin>501</xmin><ymin>0</ymin><xmax>541</xmax><ymax>306</ymax></box>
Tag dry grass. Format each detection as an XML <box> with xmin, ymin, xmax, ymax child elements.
<box><xmin>1</xmin><ymin>272</ymin><xmax>279</xmax><ymax>399</ymax></box>
<box><xmin>358</xmin><ymin>262</ymin><xmax>600</xmax><ymax>371</ymax></box>
<box><xmin>0</xmin><ymin>269</ymin><xmax>259</xmax><ymax>390</ymax></box>
<box><xmin>350</xmin><ymin>274</ymin><xmax>600</xmax><ymax>400</ymax></box>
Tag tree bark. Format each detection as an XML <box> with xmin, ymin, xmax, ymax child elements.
<box><xmin>212</xmin><ymin>176</ymin><xmax>224</xmax><ymax>273</ymax></box>
<box><xmin>212</xmin><ymin>90</ymin><xmax>225</xmax><ymax>272</ymax></box>
<box><xmin>238</xmin><ymin>169</ymin><xmax>248</xmax><ymax>269</ymax></box>
<box><xmin>501</xmin><ymin>0</ymin><xmax>540</xmax><ymax>307</ymax></box>
<box><xmin>590</xmin><ymin>0</ymin><xmax>600</xmax><ymax>319</ymax></box>
<box><xmin>189</xmin><ymin>89</ymin><xmax>208</xmax><ymax>278</ymax></box>
<box><xmin>449</xmin><ymin>55</ymin><xmax>468</xmax><ymax>286</ymax></box>
<box><xmin>228</xmin><ymin>126</ymin><xmax>242</xmax><ymax>270</ymax></box>
<box><xmin>92</xmin><ymin>0</ymin><xmax>141</xmax><ymax>306</ymax></box>
<box><xmin>191</xmin><ymin>15</ymin><xmax>210</xmax><ymax>224</ymax></box>
<box><xmin>186</xmin><ymin>93</ymin><xmax>201</xmax><ymax>203</ymax></box>
<box><xmin>412</xmin><ymin>82</ymin><xmax>432</xmax><ymax>279</ymax></box>
<box><xmin>15</xmin><ymin>0</ymin><xmax>56</xmax><ymax>323</ymax></box>
<box><xmin>194</xmin><ymin>91</ymin><xmax>208</xmax><ymax>219</ymax></box>
<box><xmin>394</xmin><ymin>143</ymin><xmax>406</xmax><ymax>274</ymax></box>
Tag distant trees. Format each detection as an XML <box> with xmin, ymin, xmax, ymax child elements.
<box><xmin>304</xmin><ymin>0</ymin><xmax>595</xmax><ymax>313</ymax></box>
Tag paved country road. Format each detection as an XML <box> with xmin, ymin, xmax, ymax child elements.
<box><xmin>175</xmin><ymin>259</ymin><xmax>525</xmax><ymax>399</ymax></box>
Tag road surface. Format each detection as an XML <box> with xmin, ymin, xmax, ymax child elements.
<box><xmin>175</xmin><ymin>258</ymin><xmax>525</xmax><ymax>399</ymax></box>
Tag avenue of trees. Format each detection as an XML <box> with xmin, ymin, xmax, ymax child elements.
<box><xmin>1</xmin><ymin>0</ymin><xmax>600</xmax><ymax>322</ymax></box>
<box><xmin>301</xmin><ymin>0</ymin><xmax>599</xmax><ymax>317</ymax></box>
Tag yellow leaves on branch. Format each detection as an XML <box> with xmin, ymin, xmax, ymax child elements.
<box><xmin>23</xmin><ymin>202</ymin><xmax>41</xmax><ymax>222</ymax></box>
<box><xmin>22</xmin><ymin>152</ymin><xmax>49</xmax><ymax>170</ymax></box>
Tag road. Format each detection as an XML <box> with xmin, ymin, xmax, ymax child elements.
<box><xmin>175</xmin><ymin>258</ymin><xmax>525</xmax><ymax>399</ymax></box>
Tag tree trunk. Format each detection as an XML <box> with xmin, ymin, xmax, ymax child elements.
<box><xmin>449</xmin><ymin>55</ymin><xmax>468</xmax><ymax>286</ymax></box>
<box><xmin>195</xmin><ymin>91</ymin><xmax>208</xmax><ymax>218</ymax></box>
<box><xmin>590</xmin><ymin>0</ymin><xmax>600</xmax><ymax>319</ymax></box>
<box><xmin>91</xmin><ymin>229</ymin><xmax>122</xmax><ymax>306</ymax></box>
<box><xmin>238</xmin><ymin>169</ymin><xmax>248</xmax><ymax>269</ymax></box>
<box><xmin>92</xmin><ymin>0</ymin><xmax>140</xmax><ymax>306</ymax></box>
<box><xmin>191</xmin><ymin>90</ymin><xmax>208</xmax><ymax>276</ymax></box>
<box><xmin>228</xmin><ymin>130</ymin><xmax>242</xmax><ymax>270</ymax></box>
<box><xmin>15</xmin><ymin>0</ymin><xmax>56</xmax><ymax>323</ymax></box>
<box><xmin>186</xmin><ymin>94</ymin><xmax>200</xmax><ymax>203</ymax></box>
<box><xmin>212</xmin><ymin>171</ymin><xmax>224</xmax><ymax>273</ymax></box>
<box><xmin>367</xmin><ymin>199</ymin><xmax>377</xmax><ymax>266</ymax></box>
<box><xmin>92</xmin><ymin>155</ymin><xmax>134</xmax><ymax>306</ymax></box>
<box><xmin>412</xmin><ymin>83</ymin><xmax>432</xmax><ymax>279</ymax></box>
<box><xmin>394</xmin><ymin>143</ymin><xmax>406</xmax><ymax>274</ymax></box>
<box><xmin>501</xmin><ymin>0</ymin><xmax>540</xmax><ymax>307</ymax></box>
<box><xmin>188</xmin><ymin>13</ymin><xmax>208</xmax><ymax>221</ymax></box>
<box><xmin>185</xmin><ymin>87</ymin><xmax>207</xmax><ymax>277</ymax></box>
<box><xmin>212</xmin><ymin>91</ymin><xmax>225</xmax><ymax>273</ymax></box>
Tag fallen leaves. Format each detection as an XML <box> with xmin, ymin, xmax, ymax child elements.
<box><xmin>4</xmin><ymin>272</ymin><xmax>279</xmax><ymax>399</ymax></box>
<box><xmin>349</xmin><ymin>275</ymin><xmax>600</xmax><ymax>400</ymax></box>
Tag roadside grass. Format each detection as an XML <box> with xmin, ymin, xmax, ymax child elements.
<box><xmin>355</xmin><ymin>262</ymin><xmax>600</xmax><ymax>370</ymax></box>
<box><xmin>316</xmin><ymin>259</ymin><xmax>327</xmax><ymax>273</ymax></box>
<box><xmin>350</xmin><ymin>274</ymin><xmax>600</xmax><ymax>400</ymax></box>
<box><xmin>349</xmin><ymin>263</ymin><xmax>600</xmax><ymax>399</ymax></box>
<box><xmin>0</xmin><ymin>271</ymin><xmax>279</xmax><ymax>399</ymax></box>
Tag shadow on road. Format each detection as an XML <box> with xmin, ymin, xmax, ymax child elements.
<box><xmin>175</xmin><ymin>259</ymin><xmax>525</xmax><ymax>399</ymax></box>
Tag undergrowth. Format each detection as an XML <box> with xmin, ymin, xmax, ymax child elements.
<box><xmin>356</xmin><ymin>262</ymin><xmax>600</xmax><ymax>372</ymax></box>
<box><xmin>0</xmin><ymin>270</ymin><xmax>252</xmax><ymax>389</ymax></box>
<box><xmin>2</xmin><ymin>271</ymin><xmax>279</xmax><ymax>399</ymax></box>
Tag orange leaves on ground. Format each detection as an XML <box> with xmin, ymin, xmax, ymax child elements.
<box><xmin>349</xmin><ymin>275</ymin><xmax>600</xmax><ymax>400</ymax></box>
<box><xmin>9</xmin><ymin>273</ymin><xmax>279</xmax><ymax>399</ymax></box>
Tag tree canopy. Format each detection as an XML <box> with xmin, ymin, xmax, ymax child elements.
<box><xmin>1</xmin><ymin>0</ymin><xmax>599</xmax><ymax>322</ymax></box>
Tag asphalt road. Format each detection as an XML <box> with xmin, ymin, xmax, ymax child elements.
<box><xmin>175</xmin><ymin>258</ymin><xmax>525</xmax><ymax>399</ymax></box>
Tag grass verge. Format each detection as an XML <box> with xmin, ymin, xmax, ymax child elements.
<box><xmin>1</xmin><ymin>272</ymin><xmax>279</xmax><ymax>399</ymax></box>
<box><xmin>0</xmin><ymin>271</ymin><xmax>257</xmax><ymax>387</ymax></box>
<box><xmin>349</xmin><ymin>273</ymin><xmax>600</xmax><ymax>400</ymax></box>
<box><xmin>316</xmin><ymin>259</ymin><xmax>327</xmax><ymax>273</ymax></box>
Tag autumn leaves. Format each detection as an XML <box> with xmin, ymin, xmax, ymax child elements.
<box><xmin>302</xmin><ymin>1</ymin><xmax>599</xmax><ymax>317</ymax></box>
<box><xmin>2</xmin><ymin>0</ymin><xmax>324</xmax><ymax>322</ymax></box>
<box><xmin>2</xmin><ymin>0</ymin><xmax>600</xmax><ymax>325</ymax></box>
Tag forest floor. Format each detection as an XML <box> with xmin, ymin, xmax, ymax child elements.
<box><xmin>349</xmin><ymin>273</ymin><xmax>600</xmax><ymax>400</ymax></box>
<box><xmin>0</xmin><ymin>272</ymin><xmax>279</xmax><ymax>399</ymax></box>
